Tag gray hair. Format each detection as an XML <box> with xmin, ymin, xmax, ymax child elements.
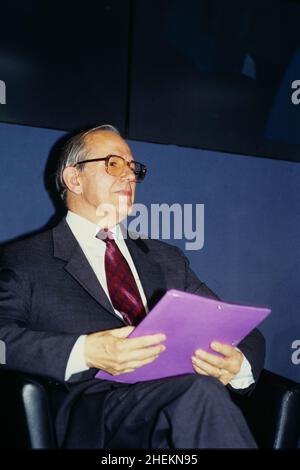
<box><xmin>56</xmin><ymin>124</ymin><xmax>120</xmax><ymax>201</ymax></box>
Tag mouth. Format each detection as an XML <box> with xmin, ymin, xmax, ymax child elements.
<box><xmin>115</xmin><ymin>189</ymin><xmax>132</xmax><ymax>197</ymax></box>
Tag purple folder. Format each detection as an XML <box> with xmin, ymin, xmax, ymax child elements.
<box><xmin>95</xmin><ymin>289</ymin><xmax>271</xmax><ymax>383</ymax></box>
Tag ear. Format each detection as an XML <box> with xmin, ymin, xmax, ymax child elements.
<box><xmin>62</xmin><ymin>167</ymin><xmax>83</xmax><ymax>196</ymax></box>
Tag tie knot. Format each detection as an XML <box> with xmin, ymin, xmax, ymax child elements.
<box><xmin>96</xmin><ymin>228</ymin><xmax>114</xmax><ymax>242</ymax></box>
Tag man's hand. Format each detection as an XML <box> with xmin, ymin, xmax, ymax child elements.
<box><xmin>192</xmin><ymin>342</ymin><xmax>243</xmax><ymax>385</ymax></box>
<box><xmin>85</xmin><ymin>326</ymin><xmax>166</xmax><ymax>376</ymax></box>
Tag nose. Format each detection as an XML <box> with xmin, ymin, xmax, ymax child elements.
<box><xmin>120</xmin><ymin>162</ymin><xmax>135</xmax><ymax>182</ymax></box>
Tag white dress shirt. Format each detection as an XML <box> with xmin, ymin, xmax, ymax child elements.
<box><xmin>65</xmin><ymin>211</ymin><xmax>254</xmax><ymax>389</ymax></box>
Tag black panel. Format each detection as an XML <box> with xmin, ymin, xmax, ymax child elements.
<box><xmin>129</xmin><ymin>0</ymin><xmax>300</xmax><ymax>162</ymax></box>
<box><xmin>0</xmin><ymin>0</ymin><xmax>130</xmax><ymax>133</ymax></box>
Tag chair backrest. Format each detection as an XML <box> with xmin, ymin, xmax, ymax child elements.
<box><xmin>0</xmin><ymin>371</ymin><xmax>57</xmax><ymax>449</ymax></box>
<box><xmin>21</xmin><ymin>379</ymin><xmax>57</xmax><ymax>448</ymax></box>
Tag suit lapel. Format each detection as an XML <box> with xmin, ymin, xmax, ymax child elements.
<box><xmin>52</xmin><ymin>219</ymin><xmax>121</xmax><ymax>320</ymax></box>
<box><xmin>64</xmin><ymin>245</ymin><xmax>117</xmax><ymax>316</ymax></box>
<box><xmin>52</xmin><ymin>219</ymin><xmax>167</xmax><ymax>318</ymax></box>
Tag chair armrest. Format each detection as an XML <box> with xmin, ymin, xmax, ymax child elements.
<box><xmin>231</xmin><ymin>369</ymin><xmax>300</xmax><ymax>448</ymax></box>
<box><xmin>0</xmin><ymin>369</ymin><xmax>66</xmax><ymax>449</ymax></box>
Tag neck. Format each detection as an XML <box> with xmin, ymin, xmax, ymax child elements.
<box><xmin>67</xmin><ymin>203</ymin><xmax>124</xmax><ymax>229</ymax></box>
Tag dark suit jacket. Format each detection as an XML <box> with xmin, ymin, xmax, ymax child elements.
<box><xmin>0</xmin><ymin>218</ymin><xmax>265</xmax><ymax>388</ymax></box>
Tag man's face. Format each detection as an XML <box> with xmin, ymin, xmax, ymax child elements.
<box><xmin>76</xmin><ymin>131</ymin><xmax>136</xmax><ymax>227</ymax></box>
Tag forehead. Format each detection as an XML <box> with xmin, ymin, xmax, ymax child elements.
<box><xmin>84</xmin><ymin>131</ymin><xmax>132</xmax><ymax>159</ymax></box>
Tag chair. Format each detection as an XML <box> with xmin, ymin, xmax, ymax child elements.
<box><xmin>230</xmin><ymin>369</ymin><xmax>300</xmax><ymax>448</ymax></box>
<box><xmin>0</xmin><ymin>370</ymin><xmax>61</xmax><ymax>449</ymax></box>
<box><xmin>0</xmin><ymin>368</ymin><xmax>300</xmax><ymax>449</ymax></box>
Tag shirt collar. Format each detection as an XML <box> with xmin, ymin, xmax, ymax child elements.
<box><xmin>66</xmin><ymin>210</ymin><xmax>125</xmax><ymax>243</ymax></box>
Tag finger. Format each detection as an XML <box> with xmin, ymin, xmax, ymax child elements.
<box><xmin>194</xmin><ymin>352</ymin><xmax>237</xmax><ymax>377</ymax></box>
<box><xmin>192</xmin><ymin>356</ymin><xmax>229</xmax><ymax>382</ymax></box>
<box><xmin>124</xmin><ymin>333</ymin><xmax>167</xmax><ymax>351</ymax></box>
<box><xmin>211</xmin><ymin>343</ymin><xmax>243</xmax><ymax>374</ymax></box>
<box><xmin>123</xmin><ymin>343</ymin><xmax>166</xmax><ymax>362</ymax></box>
<box><xmin>192</xmin><ymin>356</ymin><xmax>221</xmax><ymax>378</ymax></box>
<box><xmin>106</xmin><ymin>354</ymin><xmax>160</xmax><ymax>375</ymax></box>
<box><xmin>192</xmin><ymin>362</ymin><xmax>209</xmax><ymax>376</ymax></box>
<box><xmin>109</xmin><ymin>326</ymin><xmax>135</xmax><ymax>338</ymax></box>
<box><xmin>210</xmin><ymin>342</ymin><xmax>236</xmax><ymax>357</ymax></box>
<box><xmin>109</xmin><ymin>367</ymin><xmax>135</xmax><ymax>375</ymax></box>
<box><xmin>194</xmin><ymin>349</ymin><xmax>224</xmax><ymax>368</ymax></box>
<box><xmin>193</xmin><ymin>361</ymin><xmax>231</xmax><ymax>385</ymax></box>
<box><xmin>124</xmin><ymin>354</ymin><xmax>161</xmax><ymax>370</ymax></box>
<box><xmin>218</xmin><ymin>376</ymin><xmax>229</xmax><ymax>386</ymax></box>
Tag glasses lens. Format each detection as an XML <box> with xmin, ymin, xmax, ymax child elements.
<box><xmin>131</xmin><ymin>162</ymin><xmax>147</xmax><ymax>182</ymax></box>
<box><xmin>106</xmin><ymin>155</ymin><xmax>147</xmax><ymax>182</ymax></box>
<box><xmin>107</xmin><ymin>155</ymin><xmax>124</xmax><ymax>176</ymax></box>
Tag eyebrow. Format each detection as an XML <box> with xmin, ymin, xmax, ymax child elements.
<box><xmin>106</xmin><ymin>154</ymin><xmax>135</xmax><ymax>162</ymax></box>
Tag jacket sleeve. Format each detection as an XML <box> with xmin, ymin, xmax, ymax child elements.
<box><xmin>0</xmin><ymin>262</ymin><xmax>80</xmax><ymax>382</ymax></box>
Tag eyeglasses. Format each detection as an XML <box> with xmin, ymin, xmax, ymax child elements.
<box><xmin>73</xmin><ymin>154</ymin><xmax>147</xmax><ymax>183</ymax></box>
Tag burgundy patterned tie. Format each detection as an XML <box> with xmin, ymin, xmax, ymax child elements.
<box><xmin>97</xmin><ymin>229</ymin><xmax>146</xmax><ymax>326</ymax></box>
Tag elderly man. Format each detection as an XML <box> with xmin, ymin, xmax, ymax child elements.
<box><xmin>0</xmin><ymin>125</ymin><xmax>265</xmax><ymax>448</ymax></box>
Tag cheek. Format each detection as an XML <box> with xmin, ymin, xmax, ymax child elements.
<box><xmin>81</xmin><ymin>179</ymin><xmax>111</xmax><ymax>211</ymax></box>
<box><xmin>92</xmin><ymin>175</ymin><xmax>114</xmax><ymax>203</ymax></box>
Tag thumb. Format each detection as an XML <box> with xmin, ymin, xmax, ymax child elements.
<box><xmin>110</xmin><ymin>326</ymin><xmax>135</xmax><ymax>338</ymax></box>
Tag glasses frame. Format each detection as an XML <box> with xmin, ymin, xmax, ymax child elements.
<box><xmin>73</xmin><ymin>154</ymin><xmax>147</xmax><ymax>182</ymax></box>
